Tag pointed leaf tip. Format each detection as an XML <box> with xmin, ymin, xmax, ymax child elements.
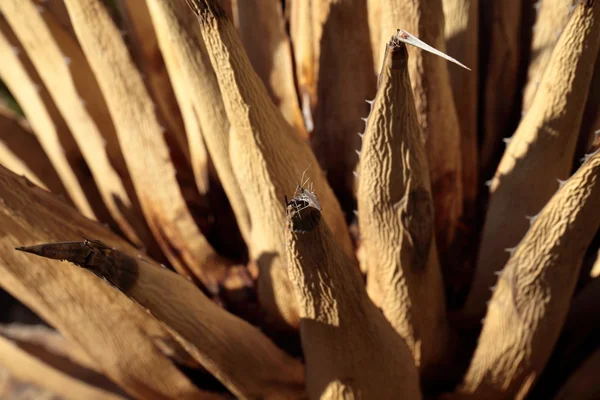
<box><xmin>393</xmin><ymin>29</ymin><xmax>471</xmax><ymax>71</ymax></box>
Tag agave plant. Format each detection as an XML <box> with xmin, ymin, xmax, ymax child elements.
<box><xmin>0</xmin><ymin>0</ymin><xmax>599</xmax><ymax>399</ymax></box>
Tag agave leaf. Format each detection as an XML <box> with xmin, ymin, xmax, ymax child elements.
<box><xmin>0</xmin><ymin>165</ymin><xmax>217</xmax><ymax>399</ymax></box>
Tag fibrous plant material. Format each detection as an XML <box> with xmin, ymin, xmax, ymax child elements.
<box><xmin>237</xmin><ymin>0</ymin><xmax>307</xmax><ymax>139</ymax></box>
<box><xmin>185</xmin><ymin>0</ymin><xmax>354</xmax><ymax>329</ymax></box>
<box><xmin>0</xmin><ymin>166</ymin><xmax>216</xmax><ymax>400</ymax></box>
<box><xmin>442</xmin><ymin>0</ymin><xmax>479</xmax><ymax>230</ymax></box>
<box><xmin>0</xmin><ymin>324</ymin><xmax>99</xmax><ymax>374</ymax></box>
<box><xmin>63</xmin><ymin>0</ymin><xmax>232</xmax><ymax>293</ymax></box>
<box><xmin>367</xmin><ymin>0</ymin><xmax>382</xmax><ymax>70</ymax></box>
<box><xmin>0</xmin><ymin>108</ymin><xmax>64</xmax><ymax>194</ymax></box>
<box><xmin>17</xmin><ymin>239</ymin><xmax>306</xmax><ymax>400</ymax></box>
<box><xmin>1</xmin><ymin>0</ymin><xmax>151</xmax><ymax>248</ymax></box>
<box><xmin>578</xmin><ymin>55</ymin><xmax>600</xmax><ymax>157</ymax></box>
<box><xmin>357</xmin><ymin>34</ymin><xmax>450</xmax><ymax>374</ymax></box>
<box><xmin>379</xmin><ymin>0</ymin><xmax>464</xmax><ymax>260</ymax></box>
<box><xmin>0</xmin><ymin>21</ymin><xmax>96</xmax><ymax>220</ymax></box>
<box><xmin>465</xmin><ymin>0</ymin><xmax>600</xmax><ymax>317</ymax></box>
<box><xmin>284</xmin><ymin>188</ymin><xmax>421</xmax><ymax>400</ymax></box>
<box><xmin>115</xmin><ymin>0</ymin><xmax>193</xmax><ymax>168</ymax></box>
<box><xmin>522</xmin><ymin>0</ymin><xmax>578</xmax><ymax>113</ymax></box>
<box><xmin>145</xmin><ymin>0</ymin><xmax>251</xmax><ymax>244</ymax></box>
<box><xmin>290</xmin><ymin>0</ymin><xmax>376</xmax><ymax>213</ymax></box>
<box><xmin>478</xmin><ymin>0</ymin><xmax>523</xmax><ymax>178</ymax></box>
<box><xmin>458</xmin><ymin>149</ymin><xmax>600</xmax><ymax>399</ymax></box>
<box><xmin>0</xmin><ymin>335</ymin><xmax>125</xmax><ymax>400</ymax></box>
<box><xmin>288</xmin><ymin>0</ymin><xmax>316</xmax><ymax>131</ymax></box>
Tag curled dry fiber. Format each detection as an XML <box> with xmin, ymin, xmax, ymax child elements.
<box><xmin>0</xmin><ymin>0</ymin><xmax>599</xmax><ymax>399</ymax></box>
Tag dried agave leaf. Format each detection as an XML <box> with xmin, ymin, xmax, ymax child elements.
<box><xmin>380</xmin><ymin>1</ymin><xmax>465</xmax><ymax>260</ymax></box>
<box><xmin>237</xmin><ymin>0</ymin><xmax>307</xmax><ymax>139</ymax></box>
<box><xmin>478</xmin><ymin>0</ymin><xmax>524</xmax><ymax>178</ymax></box>
<box><xmin>0</xmin><ymin>21</ymin><xmax>96</xmax><ymax>220</ymax></box>
<box><xmin>442</xmin><ymin>0</ymin><xmax>479</xmax><ymax>237</ymax></box>
<box><xmin>185</xmin><ymin>0</ymin><xmax>354</xmax><ymax>329</ymax></box>
<box><xmin>285</xmin><ymin>188</ymin><xmax>421</xmax><ymax>400</ymax></box>
<box><xmin>288</xmin><ymin>0</ymin><xmax>317</xmax><ymax>132</ymax></box>
<box><xmin>367</xmin><ymin>0</ymin><xmax>383</xmax><ymax>71</ymax></box>
<box><xmin>0</xmin><ymin>324</ymin><xmax>98</xmax><ymax>374</ymax></box>
<box><xmin>145</xmin><ymin>0</ymin><xmax>251</xmax><ymax>244</ymax></box>
<box><xmin>17</xmin><ymin>238</ymin><xmax>307</xmax><ymax>400</ymax></box>
<box><xmin>578</xmin><ymin>54</ymin><xmax>600</xmax><ymax>158</ymax></box>
<box><xmin>114</xmin><ymin>0</ymin><xmax>192</xmax><ymax>167</ymax></box>
<box><xmin>2</xmin><ymin>0</ymin><xmax>151</xmax><ymax>248</ymax></box>
<box><xmin>0</xmin><ymin>166</ymin><xmax>218</xmax><ymax>400</ymax></box>
<box><xmin>459</xmin><ymin>149</ymin><xmax>600</xmax><ymax>399</ymax></box>
<box><xmin>466</xmin><ymin>0</ymin><xmax>600</xmax><ymax>317</ymax></box>
<box><xmin>522</xmin><ymin>0</ymin><xmax>578</xmax><ymax>113</ymax></box>
<box><xmin>357</xmin><ymin>35</ymin><xmax>451</xmax><ymax>376</ymax></box>
<box><xmin>291</xmin><ymin>0</ymin><xmax>376</xmax><ymax>214</ymax></box>
<box><xmin>62</xmin><ymin>0</ymin><xmax>231</xmax><ymax>292</ymax></box>
<box><xmin>0</xmin><ymin>335</ymin><xmax>125</xmax><ymax>400</ymax></box>
<box><xmin>0</xmin><ymin>108</ymin><xmax>63</xmax><ymax>193</ymax></box>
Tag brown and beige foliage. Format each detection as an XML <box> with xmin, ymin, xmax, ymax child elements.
<box><xmin>0</xmin><ymin>0</ymin><xmax>599</xmax><ymax>399</ymax></box>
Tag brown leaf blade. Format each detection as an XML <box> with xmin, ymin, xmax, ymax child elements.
<box><xmin>237</xmin><ymin>0</ymin><xmax>307</xmax><ymax>139</ymax></box>
<box><xmin>185</xmin><ymin>0</ymin><xmax>354</xmax><ymax>329</ymax></box>
<box><xmin>357</xmin><ymin>36</ymin><xmax>452</xmax><ymax>378</ymax></box>
<box><xmin>285</xmin><ymin>188</ymin><xmax>422</xmax><ymax>400</ymax></box>
<box><xmin>16</xmin><ymin>239</ymin><xmax>306</xmax><ymax>399</ymax></box>
<box><xmin>0</xmin><ymin>335</ymin><xmax>125</xmax><ymax>400</ymax></box>
<box><xmin>380</xmin><ymin>1</ymin><xmax>465</xmax><ymax>263</ymax></box>
<box><xmin>0</xmin><ymin>21</ymin><xmax>97</xmax><ymax>220</ymax></box>
<box><xmin>466</xmin><ymin>0</ymin><xmax>600</xmax><ymax>317</ymax></box>
<box><xmin>459</xmin><ymin>149</ymin><xmax>600</xmax><ymax>399</ymax></box>
<box><xmin>0</xmin><ymin>165</ymin><xmax>217</xmax><ymax>400</ymax></box>
<box><xmin>62</xmin><ymin>0</ymin><xmax>230</xmax><ymax>293</ymax></box>
<box><xmin>2</xmin><ymin>0</ymin><xmax>151</xmax><ymax>248</ymax></box>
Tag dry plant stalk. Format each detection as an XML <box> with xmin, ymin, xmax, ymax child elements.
<box><xmin>522</xmin><ymin>0</ymin><xmax>578</xmax><ymax>113</ymax></box>
<box><xmin>357</xmin><ymin>36</ymin><xmax>450</xmax><ymax>373</ymax></box>
<box><xmin>579</xmin><ymin>55</ymin><xmax>600</xmax><ymax>156</ymax></box>
<box><xmin>295</xmin><ymin>0</ymin><xmax>376</xmax><ymax>212</ymax></box>
<box><xmin>379</xmin><ymin>0</ymin><xmax>464</xmax><ymax>258</ymax></box>
<box><xmin>18</xmin><ymin>239</ymin><xmax>306</xmax><ymax>399</ymax></box>
<box><xmin>0</xmin><ymin>324</ymin><xmax>99</xmax><ymax>374</ymax></box>
<box><xmin>185</xmin><ymin>0</ymin><xmax>354</xmax><ymax>329</ymax></box>
<box><xmin>459</xmin><ymin>149</ymin><xmax>600</xmax><ymax>399</ymax></box>
<box><xmin>288</xmin><ymin>0</ymin><xmax>316</xmax><ymax>133</ymax></box>
<box><xmin>63</xmin><ymin>0</ymin><xmax>232</xmax><ymax>293</ymax></box>
<box><xmin>33</xmin><ymin>0</ymin><xmax>76</xmax><ymax>38</ymax></box>
<box><xmin>0</xmin><ymin>166</ymin><xmax>217</xmax><ymax>400</ymax></box>
<box><xmin>442</xmin><ymin>0</ymin><xmax>479</xmax><ymax>220</ymax></box>
<box><xmin>465</xmin><ymin>0</ymin><xmax>600</xmax><ymax>317</ymax></box>
<box><xmin>367</xmin><ymin>0</ymin><xmax>382</xmax><ymax>70</ymax></box>
<box><xmin>115</xmin><ymin>0</ymin><xmax>192</xmax><ymax>168</ymax></box>
<box><xmin>0</xmin><ymin>335</ymin><xmax>125</xmax><ymax>400</ymax></box>
<box><xmin>2</xmin><ymin>0</ymin><xmax>150</xmax><ymax>248</ymax></box>
<box><xmin>237</xmin><ymin>0</ymin><xmax>307</xmax><ymax>138</ymax></box>
<box><xmin>0</xmin><ymin>108</ymin><xmax>64</xmax><ymax>193</ymax></box>
<box><xmin>145</xmin><ymin>0</ymin><xmax>251</xmax><ymax>243</ymax></box>
<box><xmin>478</xmin><ymin>0</ymin><xmax>523</xmax><ymax>177</ymax></box>
<box><xmin>0</xmin><ymin>367</ymin><xmax>60</xmax><ymax>400</ymax></box>
<box><xmin>284</xmin><ymin>189</ymin><xmax>421</xmax><ymax>400</ymax></box>
<box><xmin>0</xmin><ymin>21</ymin><xmax>96</xmax><ymax>219</ymax></box>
